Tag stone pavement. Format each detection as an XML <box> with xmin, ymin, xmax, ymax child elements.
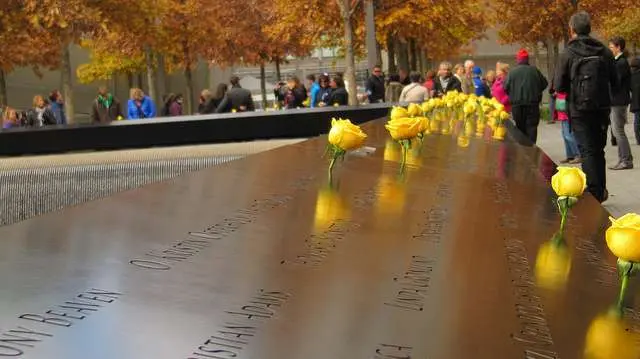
<box><xmin>536</xmin><ymin>120</ymin><xmax>638</xmax><ymax>217</ymax></box>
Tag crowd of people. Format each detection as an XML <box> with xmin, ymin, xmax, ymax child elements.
<box><xmin>1</xmin><ymin>10</ymin><xmax>638</xmax><ymax>204</ymax></box>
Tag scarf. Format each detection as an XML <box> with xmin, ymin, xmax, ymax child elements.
<box><xmin>35</xmin><ymin>107</ymin><xmax>45</xmax><ymax>126</ymax></box>
<box><xmin>98</xmin><ymin>94</ymin><xmax>113</xmax><ymax>108</ymax></box>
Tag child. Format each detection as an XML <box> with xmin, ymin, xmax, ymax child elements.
<box><xmin>555</xmin><ymin>90</ymin><xmax>581</xmax><ymax>164</ymax></box>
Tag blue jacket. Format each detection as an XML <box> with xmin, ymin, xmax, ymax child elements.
<box><xmin>473</xmin><ymin>77</ymin><xmax>491</xmax><ymax>98</ymax></box>
<box><xmin>127</xmin><ymin>96</ymin><xmax>156</xmax><ymax>119</ymax></box>
<box><xmin>50</xmin><ymin>101</ymin><xmax>66</xmax><ymax>125</ymax></box>
<box><xmin>309</xmin><ymin>82</ymin><xmax>321</xmax><ymax>108</ymax></box>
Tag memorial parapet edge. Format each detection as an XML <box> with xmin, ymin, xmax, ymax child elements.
<box><xmin>0</xmin><ymin>118</ymin><xmax>632</xmax><ymax>359</ymax></box>
<box><xmin>0</xmin><ymin>104</ymin><xmax>391</xmax><ymax>156</ymax></box>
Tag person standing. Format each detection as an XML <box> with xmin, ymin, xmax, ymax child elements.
<box><xmin>398</xmin><ymin>69</ymin><xmax>411</xmax><ymax>86</ymax></box>
<box><xmin>471</xmin><ymin>66</ymin><xmax>491</xmax><ymax>98</ymax></box>
<box><xmin>306</xmin><ymin>74</ymin><xmax>321</xmax><ymax>108</ymax></box>
<box><xmin>328</xmin><ymin>75</ymin><xmax>349</xmax><ymax>106</ymax></box>
<box><xmin>631</xmin><ymin>57</ymin><xmax>640</xmax><ymax>144</ymax></box>
<box><xmin>399</xmin><ymin>71</ymin><xmax>428</xmax><ymax>104</ymax></box>
<box><xmin>385</xmin><ymin>74</ymin><xmax>403</xmax><ymax>103</ymax></box>
<box><xmin>461</xmin><ymin>60</ymin><xmax>475</xmax><ymax>94</ymax></box>
<box><xmin>127</xmin><ymin>88</ymin><xmax>156</xmax><ymax>119</ymax></box>
<box><xmin>316</xmin><ymin>74</ymin><xmax>333</xmax><ymax>107</ymax></box>
<box><xmin>423</xmin><ymin>70</ymin><xmax>436</xmax><ymax>98</ymax></box>
<box><xmin>26</xmin><ymin>95</ymin><xmax>57</xmax><ymax>127</ymax></box>
<box><xmin>366</xmin><ymin>65</ymin><xmax>385</xmax><ymax>104</ymax></box>
<box><xmin>433</xmin><ymin>61</ymin><xmax>462</xmax><ymax>97</ymax></box>
<box><xmin>492</xmin><ymin>62</ymin><xmax>511</xmax><ymax>113</ymax></box>
<box><xmin>49</xmin><ymin>90</ymin><xmax>66</xmax><ymax>125</ymax></box>
<box><xmin>283</xmin><ymin>76</ymin><xmax>307</xmax><ymax>109</ymax></box>
<box><xmin>554</xmin><ymin>11</ymin><xmax>619</xmax><ymax>203</ymax></box>
<box><xmin>91</xmin><ymin>86</ymin><xmax>122</xmax><ymax>123</ymax></box>
<box><xmin>608</xmin><ymin>36</ymin><xmax>633</xmax><ymax>170</ymax></box>
<box><xmin>505</xmin><ymin>48</ymin><xmax>548</xmax><ymax>143</ymax></box>
<box><xmin>216</xmin><ymin>76</ymin><xmax>255</xmax><ymax>113</ymax></box>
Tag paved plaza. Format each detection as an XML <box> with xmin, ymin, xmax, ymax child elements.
<box><xmin>537</xmin><ymin>119</ymin><xmax>639</xmax><ymax>217</ymax></box>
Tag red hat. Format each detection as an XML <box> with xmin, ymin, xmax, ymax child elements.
<box><xmin>516</xmin><ymin>49</ymin><xmax>529</xmax><ymax>63</ymax></box>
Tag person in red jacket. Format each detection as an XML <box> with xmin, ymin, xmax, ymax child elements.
<box><xmin>491</xmin><ymin>62</ymin><xmax>511</xmax><ymax>113</ymax></box>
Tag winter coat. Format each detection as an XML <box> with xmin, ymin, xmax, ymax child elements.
<box><xmin>366</xmin><ymin>75</ymin><xmax>385</xmax><ymax>103</ymax></box>
<box><xmin>127</xmin><ymin>96</ymin><xmax>156</xmax><ymax>119</ymax></box>
<box><xmin>399</xmin><ymin>83</ymin><xmax>429</xmax><ymax>104</ymax></box>
<box><xmin>328</xmin><ymin>87</ymin><xmax>349</xmax><ymax>106</ymax></box>
<box><xmin>631</xmin><ymin>68</ymin><xmax>640</xmax><ymax>113</ymax></box>
<box><xmin>91</xmin><ymin>95</ymin><xmax>123</xmax><ymax>124</ymax></box>
<box><xmin>215</xmin><ymin>86</ymin><xmax>255</xmax><ymax>113</ymax></box>
<box><xmin>50</xmin><ymin>101</ymin><xmax>66</xmax><ymax>125</ymax></box>
<box><xmin>433</xmin><ymin>76</ymin><xmax>462</xmax><ymax>98</ymax></box>
<box><xmin>554</xmin><ymin>35</ymin><xmax>618</xmax><ymax>115</ymax></box>
<box><xmin>491</xmin><ymin>75</ymin><xmax>511</xmax><ymax>113</ymax></box>
<box><xmin>611</xmin><ymin>53</ymin><xmax>631</xmax><ymax>106</ymax></box>
<box><xmin>504</xmin><ymin>63</ymin><xmax>548</xmax><ymax>106</ymax></box>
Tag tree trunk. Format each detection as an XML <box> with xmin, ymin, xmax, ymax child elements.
<box><xmin>136</xmin><ymin>73</ymin><xmax>144</xmax><ymax>89</ymax></box>
<box><xmin>260</xmin><ymin>63</ymin><xmax>267</xmax><ymax>109</ymax></box>
<box><xmin>157</xmin><ymin>53</ymin><xmax>168</xmax><ymax>97</ymax></box>
<box><xmin>417</xmin><ymin>48</ymin><xmax>424</xmax><ymax>74</ymax></box>
<box><xmin>376</xmin><ymin>41</ymin><xmax>383</xmax><ymax>69</ymax></box>
<box><xmin>387</xmin><ymin>35</ymin><xmax>397</xmax><ymax>74</ymax></box>
<box><xmin>127</xmin><ymin>73</ymin><xmax>134</xmax><ymax>91</ymax></box>
<box><xmin>396</xmin><ymin>39</ymin><xmax>409</xmax><ymax>73</ymax></box>
<box><xmin>275</xmin><ymin>57</ymin><xmax>282</xmax><ymax>81</ymax></box>
<box><xmin>112</xmin><ymin>74</ymin><xmax>119</xmax><ymax>98</ymax></box>
<box><xmin>409</xmin><ymin>39</ymin><xmax>417</xmax><ymax>72</ymax></box>
<box><xmin>145</xmin><ymin>46</ymin><xmax>158</xmax><ymax>106</ymax></box>
<box><xmin>184</xmin><ymin>66</ymin><xmax>194</xmax><ymax>115</ymax></box>
<box><xmin>341</xmin><ymin>0</ymin><xmax>358</xmax><ymax>106</ymax></box>
<box><xmin>60</xmin><ymin>44</ymin><xmax>74</xmax><ymax>124</ymax></box>
<box><xmin>0</xmin><ymin>69</ymin><xmax>7</xmax><ymax>107</ymax></box>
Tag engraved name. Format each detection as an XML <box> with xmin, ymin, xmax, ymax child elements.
<box><xmin>575</xmin><ymin>236</ymin><xmax>617</xmax><ymax>287</ymax></box>
<box><xmin>492</xmin><ymin>181</ymin><xmax>512</xmax><ymax>204</ymax></box>
<box><xmin>130</xmin><ymin>176</ymin><xmax>313</xmax><ymax>270</ymax></box>
<box><xmin>412</xmin><ymin>207</ymin><xmax>448</xmax><ymax>243</ymax></box>
<box><xmin>0</xmin><ymin>288</ymin><xmax>122</xmax><ymax>357</ymax></box>
<box><xmin>503</xmin><ymin>237</ymin><xmax>558</xmax><ymax>358</ymax></box>
<box><xmin>187</xmin><ymin>289</ymin><xmax>290</xmax><ymax>359</ymax></box>
<box><xmin>385</xmin><ymin>256</ymin><xmax>433</xmax><ymax>312</ymax></box>
<box><xmin>282</xmin><ymin>219</ymin><xmax>360</xmax><ymax>267</ymax></box>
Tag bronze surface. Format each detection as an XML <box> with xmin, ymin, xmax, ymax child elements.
<box><xmin>0</xmin><ymin>118</ymin><xmax>633</xmax><ymax>359</ymax></box>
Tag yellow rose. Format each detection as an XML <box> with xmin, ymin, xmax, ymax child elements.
<box><xmin>551</xmin><ymin>166</ymin><xmax>587</xmax><ymax>198</ymax></box>
<box><xmin>407</xmin><ymin>103</ymin><xmax>421</xmax><ymax>117</ymax></box>
<box><xmin>376</xmin><ymin>174</ymin><xmax>406</xmax><ymax>215</ymax></box>
<box><xmin>432</xmin><ymin>98</ymin><xmax>443</xmax><ymax>108</ymax></box>
<box><xmin>463</xmin><ymin>100</ymin><xmax>477</xmax><ymax>115</ymax></box>
<box><xmin>499</xmin><ymin>110</ymin><xmax>510</xmax><ymax>121</ymax></box>
<box><xmin>390</xmin><ymin>106</ymin><xmax>408</xmax><ymax>120</ymax></box>
<box><xmin>446</xmin><ymin>100</ymin><xmax>455</xmax><ymax>108</ymax></box>
<box><xmin>606</xmin><ymin>213</ymin><xmax>640</xmax><ymax>262</ymax></box>
<box><xmin>328</xmin><ymin>118</ymin><xmax>367</xmax><ymax>151</ymax></box>
<box><xmin>584</xmin><ymin>311</ymin><xmax>640</xmax><ymax>359</ymax></box>
<box><xmin>492</xmin><ymin>126</ymin><xmax>507</xmax><ymax>140</ymax></box>
<box><xmin>421</xmin><ymin>101</ymin><xmax>433</xmax><ymax>113</ymax></box>
<box><xmin>457</xmin><ymin>135</ymin><xmax>470</xmax><ymax>148</ymax></box>
<box><xmin>416</xmin><ymin>116</ymin><xmax>429</xmax><ymax>133</ymax></box>
<box><xmin>385</xmin><ymin>117</ymin><xmax>422</xmax><ymax>140</ymax></box>
<box><xmin>313</xmin><ymin>188</ymin><xmax>349</xmax><ymax>233</ymax></box>
<box><xmin>535</xmin><ymin>234</ymin><xmax>571</xmax><ymax>290</ymax></box>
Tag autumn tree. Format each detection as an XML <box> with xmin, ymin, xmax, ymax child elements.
<box><xmin>0</xmin><ymin>0</ymin><xmax>59</xmax><ymax>106</ymax></box>
<box><xmin>376</xmin><ymin>0</ymin><xmax>487</xmax><ymax>72</ymax></box>
<box><xmin>23</xmin><ymin>0</ymin><xmax>105</xmax><ymax>123</ymax></box>
<box><xmin>598</xmin><ymin>0</ymin><xmax>640</xmax><ymax>49</ymax></box>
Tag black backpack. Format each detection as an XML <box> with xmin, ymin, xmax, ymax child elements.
<box><xmin>570</xmin><ymin>53</ymin><xmax>605</xmax><ymax>111</ymax></box>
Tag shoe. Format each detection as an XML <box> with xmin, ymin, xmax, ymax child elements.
<box><xmin>560</xmin><ymin>158</ymin><xmax>574</xmax><ymax>164</ymax></box>
<box><xmin>609</xmin><ymin>162</ymin><xmax>634</xmax><ymax>170</ymax></box>
<box><xmin>569</xmin><ymin>157</ymin><xmax>583</xmax><ymax>164</ymax></box>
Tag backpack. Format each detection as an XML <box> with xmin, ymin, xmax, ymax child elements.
<box><xmin>570</xmin><ymin>54</ymin><xmax>604</xmax><ymax>111</ymax></box>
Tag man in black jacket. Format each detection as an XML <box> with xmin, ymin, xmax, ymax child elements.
<box><xmin>433</xmin><ymin>61</ymin><xmax>462</xmax><ymax>98</ymax></box>
<box><xmin>554</xmin><ymin>11</ymin><xmax>619</xmax><ymax>202</ymax></box>
<box><xmin>608</xmin><ymin>36</ymin><xmax>633</xmax><ymax>170</ymax></box>
<box><xmin>215</xmin><ymin>76</ymin><xmax>255</xmax><ymax>113</ymax></box>
<box><xmin>366</xmin><ymin>65</ymin><xmax>385</xmax><ymax>103</ymax></box>
<box><xmin>505</xmin><ymin>48</ymin><xmax>548</xmax><ymax>144</ymax></box>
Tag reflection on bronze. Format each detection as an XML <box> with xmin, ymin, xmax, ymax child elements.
<box><xmin>535</xmin><ymin>231</ymin><xmax>572</xmax><ymax>291</ymax></box>
<box><xmin>0</xmin><ymin>119</ymin><xmax>629</xmax><ymax>358</ymax></box>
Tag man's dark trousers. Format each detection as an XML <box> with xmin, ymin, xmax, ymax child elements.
<box><xmin>512</xmin><ymin>105</ymin><xmax>540</xmax><ymax>144</ymax></box>
<box><xmin>571</xmin><ymin>110</ymin><xmax>610</xmax><ymax>202</ymax></box>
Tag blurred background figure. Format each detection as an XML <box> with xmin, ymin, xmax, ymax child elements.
<box><xmin>127</xmin><ymin>88</ymin><xmax>156</xmax><ymax>119</ymax></box>
<box><xmin>91</xmin><ymin>86</ymin><xmax>122</xmax><ymax>124</ymax></box>
<box><xmin>26</xmin><ymin>95</ymin><xmax>56</xmax><ymax>127</ymax></box>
